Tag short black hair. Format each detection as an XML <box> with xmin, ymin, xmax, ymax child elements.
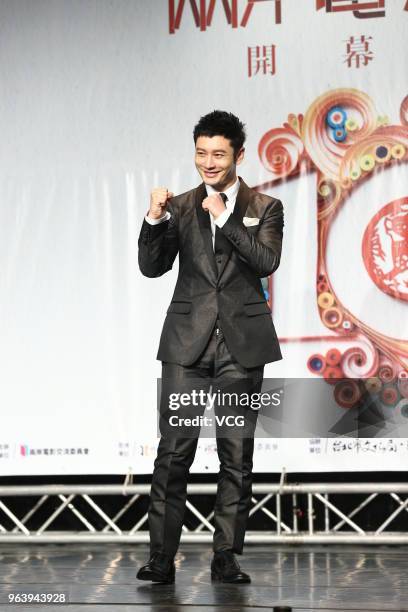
<box><xmin>193</xmin><ymin>110</ymin><xmax>246</xmax><ymax>157</ymax></box>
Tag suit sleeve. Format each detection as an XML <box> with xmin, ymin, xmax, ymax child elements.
<box><xmin>220</xmin><ymin>198</ymin><xmax>283</xmax><ymax>277</ymax></box>
<box><xmin>138</xmin><ymin>202</ymin><xmax>179</xmax><ymax>278</ymax></box>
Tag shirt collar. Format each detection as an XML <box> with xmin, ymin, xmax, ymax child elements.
<box><xmin>205</xmin><ymin>177</ymin><xmax>240</xmax><ymax>202</ymax></box>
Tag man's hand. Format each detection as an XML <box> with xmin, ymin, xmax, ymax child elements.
<box><xmin>148</xmin><ymin>188</ymin><xmax>174</xmax><ymax>220</ymax></box>
<box><xmin>202</xmin><ymin>193</ymin><xmax>227</xmax><ymax>219</ymax></box>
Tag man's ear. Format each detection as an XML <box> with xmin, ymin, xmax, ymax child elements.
<box><xmin>235</xmin><ymin>147</ymin><xmax>245</xmax><ymax>165</ymax></box>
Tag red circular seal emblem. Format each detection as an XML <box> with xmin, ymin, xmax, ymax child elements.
<box><xmin>362</xmin><ymin>197</ymin><xmax>408</xmax><ymax>302</ymax></box>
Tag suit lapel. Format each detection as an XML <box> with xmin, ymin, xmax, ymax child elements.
<box><xmin>195</xmin><ymin>182</ymin><xmax>218</xmax><ymax>279</ymax></box>
<box><xmin>215</xmin><ymin>178</ymin><xmax>251</xmax><ymax>279</ymax></box>
<box><xmin>195</xmin><ymin>177</ymin><xmax>252</xmax><ymax>280</ymax></box>
<box><xmin>234</xmin><ymin>177</ymin><xmax>251</xmax><ymax>225</ymax></box>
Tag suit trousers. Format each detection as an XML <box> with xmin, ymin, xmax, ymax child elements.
<box><xmin>147</xmin><ymin>319</ymin><xmax>264</xmax><ymax>557</ymax></box>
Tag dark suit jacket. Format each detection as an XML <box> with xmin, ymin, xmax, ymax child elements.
<box><xmin>138</xmin><ymin>177</ymin><xmax>284</xmax><ymax>368</ymax></box>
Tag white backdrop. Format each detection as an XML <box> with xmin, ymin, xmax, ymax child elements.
<box><xmin>1</xmin><ymin>0</ymin><xmax>407</xmax><ymax>475</ymax></box>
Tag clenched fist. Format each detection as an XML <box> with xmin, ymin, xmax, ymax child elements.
<box><xmin>148</xmin><ymin>188</ymin><xmax>174</xmax><ymax>220</ymax></box>
<box><xmin>202</xmin><ymin>193</ymin><xmax>227</xmax><ymax>219</ymax></box>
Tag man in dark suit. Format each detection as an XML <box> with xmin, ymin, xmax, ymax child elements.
<box><xmin>137</xmin><ymin>111</ymin><xmax>284</xmax><ymax>584</ymax></box>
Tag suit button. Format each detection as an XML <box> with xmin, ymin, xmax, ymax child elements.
<box><xmin>217</xmin><ymin>285</ymin><xmax>222</xmax><ymax>292</ymax></box>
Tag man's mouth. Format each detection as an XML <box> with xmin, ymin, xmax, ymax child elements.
<box><xmin>203</xmin><ymin>170</ymin><xmax>219</xmax><ymax>177</ymax></box>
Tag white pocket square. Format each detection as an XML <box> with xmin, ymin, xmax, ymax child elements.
<box><xmin>243</xmin><ymin>216</ymin><xmax>260</xmax><ymax>227</ymax></box>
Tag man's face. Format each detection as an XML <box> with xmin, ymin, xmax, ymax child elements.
<box><xmin>195</xmin><ymin>135</ymin><xmax>244</xmax><ymax>191</ymax></box>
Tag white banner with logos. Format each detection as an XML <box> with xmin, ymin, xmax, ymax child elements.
<box><xmin>1</xmin><ymin>0</ymin><xmax>407</xmax><ymax>474</ymax></box>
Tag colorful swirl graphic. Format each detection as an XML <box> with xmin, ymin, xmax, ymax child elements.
<box><xmin>341</xmin><ymin>339</ymin><xmax>379</xmax><ymax>379</ymax></box>
<box><xmin>258</xmin><ymin>88</ymin><xmax>408</xmax><ymax>409</ymax></box>
<box><xmin>341</xmin><ymin>126</ymin><xmax>408</xmax><ymax>182</ymax></box>
<box><xmin>401</xmin><ymin>95</ymin><xmax>408</xmax><ymax>127</ymax></box>
<box><xmin>258</xmin><ymin>125</ymin><xmax>304</xmax><ymax>179</ymax></box>
<box><xmin>301</xmin><ymin>88</ymin><xmax>377</xmax><ymax>181</ymax></box>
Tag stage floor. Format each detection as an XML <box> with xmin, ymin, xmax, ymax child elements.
<box><xmin>0</xmin><ymin>543</ymin><xmax>407</xmax><ymax>611</ymax></box>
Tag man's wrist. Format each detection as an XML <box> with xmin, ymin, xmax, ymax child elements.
<box><xmin>145</xmin><ymin>211</ymin><xmax>171</xmax><ymax>225</ymax></box>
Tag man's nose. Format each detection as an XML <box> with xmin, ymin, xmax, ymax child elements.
<box><xmin>205</xmin><ymin>156</ymin><xmax>215</xmax><ymax>168</ymax></box>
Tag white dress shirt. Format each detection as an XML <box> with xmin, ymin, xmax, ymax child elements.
<box><xmin>145</xmin><ymin>178</ymin><xmax>240</xmax><ymax>250</ymax></box>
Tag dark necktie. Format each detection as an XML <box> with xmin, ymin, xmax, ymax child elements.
<box><xmin>214</xmin><ymin>192</ymin><xmax>228</xmax><ymax>256</ymax></box>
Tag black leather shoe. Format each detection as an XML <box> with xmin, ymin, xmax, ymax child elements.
<box><xmin>211</xmin><ymin>550</ymin><xmax>251</xmax><ymax>583</ymax></box>
<box><xmin>136</xmin><ymin>552</ymin><xmax>175</xmax><ymax>584</ymax></box>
